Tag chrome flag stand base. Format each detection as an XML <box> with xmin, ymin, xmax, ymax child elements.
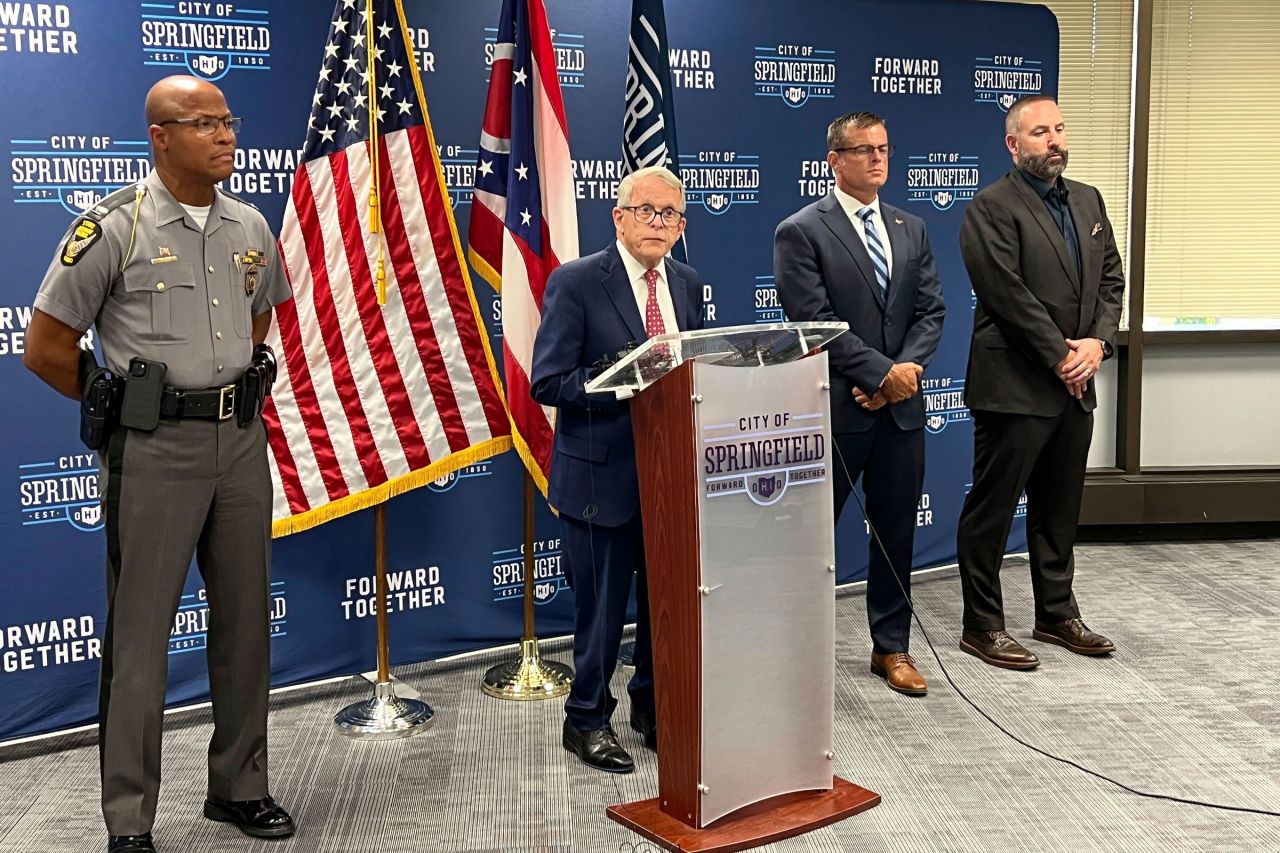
<box><xmin>334</xmin><ymin>679</ymin><xmax>435</xmax><ymax>740</ymax></box>
<box><xmin>482</xmin><ymin>638</ymin><xmax>573</xmax><ymax>701</ymax></box>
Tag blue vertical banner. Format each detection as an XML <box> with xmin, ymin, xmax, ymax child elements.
<box><xmin>622</xmin><ymin>0</ymin><xmax>686</xmax><ymax>262</ymax></box>
<box><xmin>0</xmin><ymin>0</ymin><xmax>1054</xmax><ymax>742</ymax></box>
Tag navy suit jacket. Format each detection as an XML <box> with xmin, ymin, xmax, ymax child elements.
<box><xmin>774</xmin><ymin>193</ymin><xmax>946</xmax><ymax>434</ymax></box>
<box><xmin>530</xmin><ymin>243</ymin><xmax>706</xmax><ymax>527</ymax></box>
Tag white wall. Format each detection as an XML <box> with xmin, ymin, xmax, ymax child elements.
<box><xmin>1087</xmin><ymin>357</ymin><xmax>1118</xmax><ymax>469</ymax></box>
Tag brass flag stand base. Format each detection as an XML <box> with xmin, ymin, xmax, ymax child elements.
<box><xmin>482</xmin><ymin>637</ymin><xmax>573</xmax><ymax>700</ymax></box>
<box><xmin>333</xmin><ymin>504</ymin><xmax>435</xmax><ymax>739</ymax></box>
<box><xmin>482</xmin><ymin>472</ymin><xmax>573</xmax><ymax>701</ymax></box>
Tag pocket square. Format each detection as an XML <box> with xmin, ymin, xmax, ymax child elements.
<box><xmin>1090</xmin><ymin>222</ymin><xmax>1102</xmax><ymax>237</ymax></box>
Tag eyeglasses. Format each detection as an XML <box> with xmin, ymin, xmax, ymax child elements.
<box><xmin>832</xmin><ymin>144</ymin><xmax>895</xmax><ymax>159</ymax></box>
<box><xmin>159</xmin><ymin>115</ymin><xmax>243</xmax><ymax>136</ymax></box>
<box><xmin>620</xmin><ymin>204</ymin><xmax>685</xmax><ymax>227</ymax></box>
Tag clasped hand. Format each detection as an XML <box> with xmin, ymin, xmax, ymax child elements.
<box><xmin>1056</xmin><ymin>337</ymin><xmax>1104</xmax><ymax>399</ymax></box>
<box><xmin>853</xmin><ymin>362</ymin><xmax>922</xmax><ymax>411</ymax></box>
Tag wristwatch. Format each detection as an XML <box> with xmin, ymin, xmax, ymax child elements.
<box><xmin>1095</xmin><ymin>337</ymin><xmax>1113</xmax><ymax>359</ymax></box>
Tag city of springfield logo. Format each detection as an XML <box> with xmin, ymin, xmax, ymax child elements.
<box><xmin>170</xmin><ymin>581</ymin><xmax>286</xmax><ymax>655</ymax></box>
<box><xmin>754</xmin><ymin>275</ymin><xmax>784</xmax><ymax>324</ymax></box>
<box><xmin>140</xmin><ymin>1</ymin><xmax>271</xmax><ymax>81</ymax></box>
<box><xmin>427</xmin><ymin>462</ymin><xmax>492</xmax><ymax>494</ymax></box>
<box><xmin>19</xmin><ymin>452</ymin><xmax>102</xmax><ymax>532</ymax></box>
<box><xmin>906</xmin><ymin>153</ymin><xmax>980</xmax><ymax>211</ymax></box>
<box><xmin>923</xmin><ymin>377</ymin><xmax>968</xmax><ymax>434</ymax></box>
<box><xmin>754</xmin><ymin>44</ymin><xmax>836</xmax><ymax>108</ymax></box>
<box><xmin>973</xmin><ymin>54</ymin><xmax>1043</xmax><ymax>111</ymax></box>
<box><xmin>10</xmin><ymin>134</ymin><xmax>150</xmax><ymax>216</ymax></box>
<box><xmin>438</xmin><ymin>142</ymin><xmax>479</xmax><ymax>209</ymax></box>
<box><xmin>679</xmin><ymin>151</ymin><xmax>759</xmax><ymax>216</ymax></box>
<box><xmin>703</xmin><ymin>411</ymin><xmax>826</xmax><ymax>506</ymax></box>
<box><xmin>492</xmin><ymin>538</ymin><xmax>567</xmax><ymax>605</ymax></box>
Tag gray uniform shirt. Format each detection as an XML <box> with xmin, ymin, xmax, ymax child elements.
<box><xmin>34</xmin><ymin>170</ymin><xmax>291</xmax><ymax>389</ymax></box>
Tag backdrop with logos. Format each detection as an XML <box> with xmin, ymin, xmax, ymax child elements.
<box><xmin>0</xmin><ymin>0</ymin><xmax>1055</xmax><ymax>741</ymax></box>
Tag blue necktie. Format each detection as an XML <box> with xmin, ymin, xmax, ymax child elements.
<box><xmin>858</xmin><ymin>206</ymin><xmax>889</xmax><ymax>299</ymax></box>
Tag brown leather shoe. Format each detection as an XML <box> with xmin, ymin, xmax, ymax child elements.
<box><xmin>1033</xmin><ymin>618</ymin><xmax>1115</xmax><ymax>656</ymax></box>
<box><xmin>870</xmin><ymin>652</ymin><xmax>927</xmax><ymax>696</ymax></box>
<box><xmin>960</xmin><ymin>629</ymin><xmax>1040</xmax><ymax>670</ymax></box>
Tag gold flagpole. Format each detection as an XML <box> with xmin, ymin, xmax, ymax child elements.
<box><xmin>333</xmin><ymin>0</ymin><xmax>431</xmax><ymax>738</ymax></box>
<box><xmin>481</xmin><ymin>471</ymin><xmax>573</xmax><ymax>700</ymax></box>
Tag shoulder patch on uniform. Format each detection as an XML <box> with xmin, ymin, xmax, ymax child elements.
<box><xmin>83</xmin><ymin>182</ymin><xmax>146</xmax><ymax>222</ymax></box>
<box><xmin>61</xmin><ymin>218</ymin><xmax>103</xmax><ymax>266</ymax></box>
<box><xmin>216</xmin><ymin>187</ymin><xmax>260</xmax><ymax>211</ymax></box>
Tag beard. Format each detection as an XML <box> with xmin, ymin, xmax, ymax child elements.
<box><xmin>1017</xmin><ymin>146</ymin><xmax>1069</xmax><ymax>181</ymax></box>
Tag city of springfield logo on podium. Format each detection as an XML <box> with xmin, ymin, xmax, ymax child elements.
<box><xmin>754</xmin><ymin>44</ymin><xmax>836</xmax><ymax>108</ymax></box>
<box><xmin>10</xmin><ymin>133</ymin><xmax>150</xmax><ymax>216</ymax></box>
<box><xmin>679</xmin><ymin>151</ymin><xmax>760</xmax><ymax>216</ymax></box>
<box><xmin>906</xmin><ymin>153</ymin><xmax>980</xmax><ymax>212</ymax></box>
<box><xmin>140</xmin><ymin>2</ymin><xmax>272</xmax><ymax>81</ymax></box>
<box><xmin>703</xmin><ymin>411</ymin><xmax>827</xmax><ymax>506</ymax></box>
<box><xmin>973</xmin><ymin>54</ymin><xmax>1043</xmax><ymax>111</ymax></box>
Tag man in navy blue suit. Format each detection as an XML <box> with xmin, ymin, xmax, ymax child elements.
<box><xmin>531</xmin><ymin>165</ymin><xmax>706</xmax><ymax>773</ymax></box>
<box><xmin>774</xmin><ymin>112</ymin><xmax>945</xmax><ymax>696</ymax></box>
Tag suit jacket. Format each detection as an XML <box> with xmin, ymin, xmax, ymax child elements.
<box><xmin>774</xmin><ymin>193</ymin><xmax>946</xmax><ymax>434</ymax></box>
<box><xmin>958</xmin><ymin>170</ymin><xmax>1125</xmax><ymax>416</ymax></box>
<box><xmin>530</xmin><ymin>243</ymin><xmax>706</xmax><ymax>526</ymax></box>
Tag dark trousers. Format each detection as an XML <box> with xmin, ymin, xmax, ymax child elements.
<box><xmin>832</xmin><ymin>416</ymin><xmax>925</xmax><ymax>655</ymax></box>
<box><xmin>100</xmin><ymin>418</ymin><xmax>273</xmax><ymax>836</ymax></box>
<box><xmin>956</xmin><ymin>404</ymin><xmax>1093</xmax><ymax>631</ymax></box>
<box><xmin>560</xmin><ymin>511</ymin><xmax>653</xmax><ymax>731</ymax></box>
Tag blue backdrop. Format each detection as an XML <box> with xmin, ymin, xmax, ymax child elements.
<box><xmin>0</xmin><ymin>0</ymin><xmax>1054</xmax><ymax>742</ymax></box>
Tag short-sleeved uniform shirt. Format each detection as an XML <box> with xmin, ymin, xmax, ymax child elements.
<box><xmin>34</xmin><ymin>169</ymin><xmax>291</xmax><ymax>390</ymax></box>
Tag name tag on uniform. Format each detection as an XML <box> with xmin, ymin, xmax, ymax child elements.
<box><xmin>150</xmin><ymin>246</ymin><xmax>178</xmax><ymax>264</ymax></box>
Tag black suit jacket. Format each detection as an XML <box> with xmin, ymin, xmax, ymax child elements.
<box><xmin>774</xmin><ymin>193</ymin><xmax>946</xmax><ymax>434</ymax></box>
<box><xmin>958</xmin><ymin>170</ymin><xmax>1125</xmax><ymax>417</ymax></box>
<box><xmin>530</xmin><ymin>243</ymin><xmax>706</xmax><ymax>526</ymax></box>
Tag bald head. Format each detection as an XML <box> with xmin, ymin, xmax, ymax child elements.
<box><xmin>145</xmin><ymin>75</ymin><xmax>225</xmax><ymax>125</ymax></box>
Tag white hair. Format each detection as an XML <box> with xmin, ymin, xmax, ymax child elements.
<box><xmin>617</xmin><ymin>166</ymin><xmax>685</xmax><ymax>209</ymax></box>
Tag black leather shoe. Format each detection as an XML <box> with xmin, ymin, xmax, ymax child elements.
<box><xmin>960</xmin><ymin>629</ymin><xmax>1040</xmax><ymax>670</ymax></box>
<box><xmin>108</xmin><ymin>835</ymin><xmax>155</xmax><ymax>853</ymax></box>
<box><xmin>203</xmin><ymin>795</ymin><xmax>296</xmax><ymax>838</ymax></box>
<box><xmin>562</xmin><ymin>719</ymin><xmax>634</xmax><ymax>773</ymax></box>
<box><xmin>1033</xmin><ymin>617</ymin><xmax>1115</xmax><ymax>656</ymax></box>
<box><xmin>629</xmin><ymin>707</ymin><xmax>658</xmax><ymax>752</ymax></box>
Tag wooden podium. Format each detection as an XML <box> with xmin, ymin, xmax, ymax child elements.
<box><xmin>587</xmin><ymin>324</ymin><xmax>879</xmax><ymax>853</ymax></box>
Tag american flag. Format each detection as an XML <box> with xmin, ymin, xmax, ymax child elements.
<box><xmin>264</xmin><ymin>0</ymin><xmax>512</xmax><ymax>536</ymax></box>
<box><xmin>468</xmin><ymin>0</ymin><xmax>578</xmax><ymax>495</ymax></box>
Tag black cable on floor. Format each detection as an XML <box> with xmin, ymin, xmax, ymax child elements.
<box><xmin>834</xmin><ymin>443</ymin><xmax>1280</xmax><ymax>818</ymax></box>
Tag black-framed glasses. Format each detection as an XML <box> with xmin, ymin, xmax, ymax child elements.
<box><xmin>159</xmin><ymin>115</ymin><xmax>243</xmax><ymax>136</ymax></box>
<box><xmin>620</xmin><ymin>204</ymin><xmax>685</xmax><ymax>227</ymax></box>
<box><xmin>832</xmin><ymin>144</ymin><xmax>894</xmax><ymax>159</ymax></box>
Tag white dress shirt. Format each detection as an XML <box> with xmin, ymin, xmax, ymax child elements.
<box><xmin>616</xmin><ymin>240</ymin><xmax>679</xmax><ymax>336</ymax></box>
<box><xmin>832</xmin><ymin>186</ymin><xmax>894</xmax><ymax>277</ymax></box>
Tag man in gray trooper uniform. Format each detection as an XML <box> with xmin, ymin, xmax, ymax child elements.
<box><xmin>24</xmin><ymin>76</ymin><xmax>295</xmax><ymax>853</ymax></box>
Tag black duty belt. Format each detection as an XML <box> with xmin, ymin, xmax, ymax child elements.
<box><xmin>160</xmin><ymin>384</ymin><xmax>238</xmax><ymax>420</ymax></box>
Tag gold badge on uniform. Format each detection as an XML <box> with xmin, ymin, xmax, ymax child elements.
<box><xmin>237</xmin><ymin>248</ymin><xmax>268</xmax><ymax>295</ymax></box>
<box><xmin>60</xmin><ymin>218</ymin><xmax>102</xmax><ymax>266</ymax></box>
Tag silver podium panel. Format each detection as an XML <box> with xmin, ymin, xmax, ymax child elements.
<box><xmin>693</xmin><ymin>357</ymin><xmax>836</xmax><ymax>826</ymax></box>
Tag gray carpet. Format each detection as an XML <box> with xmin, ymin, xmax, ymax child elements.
<box><xmin>3</xmin><ymin>540</ymin><xmax>1280</xmax><ymax>852</ymax></box>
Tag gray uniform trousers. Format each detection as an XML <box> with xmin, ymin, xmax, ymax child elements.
<box><xmin>99</xmin><ymin>415</ymin><xmax>272</xmax><ymax>836</ymax></box>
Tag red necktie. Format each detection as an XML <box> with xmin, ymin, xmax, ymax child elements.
<box><xmin>643</xmin><ymin>268</ymin><xmax>666</xmax><ymax>339</ymax></box>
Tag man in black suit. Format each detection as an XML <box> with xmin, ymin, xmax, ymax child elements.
<box><xmin>775</xmin><ymin>112</ymin><xmax>946</xmax><ymax>695</ymax></box>
<box><xmin>956</xmin><ymin>95</ymin><xmax>1124</xmax><ymax>669</ymax></box>
<box><xmin>531</xmin><ymin>166</ymin><xmax>705</xmax><ymax>772</ymax></box>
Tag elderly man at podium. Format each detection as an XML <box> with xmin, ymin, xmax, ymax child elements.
<box><xmin>531</xmin><ymin>165</ymin><xmax>707</xmax><ymax>773</ymax></box>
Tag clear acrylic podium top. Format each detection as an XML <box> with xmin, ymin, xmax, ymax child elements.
<box><xmin>584</xmin><ymin>321</ymin><xmax>848</xmax><ymax>394</ymax></box>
